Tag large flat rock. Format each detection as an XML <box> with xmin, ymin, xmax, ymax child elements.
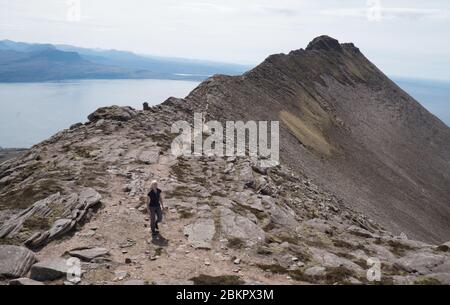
<box><xmin>30</xmin><ymin>258</ymin><xmax>70</xmax><ymax>281</ymax></box>
<box><xmin>219</xmin><ymin>207</ymin><xmax>265</xmax><ymax>245</ymax></box>
<box><xmin>0</xmin><ymin>245</ymin><xmax>36</xmax><ymax>279</ymax></box>
<box><xmin>69</xmin><ymin>248</ymin><xmax>109</xmax><ymax>262</ymax></box>
<box><xmin>184</xmin><ymin>218</ymin><xmax>215</xmax><ymax>249</ymax></box>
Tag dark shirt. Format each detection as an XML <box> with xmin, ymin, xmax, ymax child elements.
<box><xmin>148</xmin><ymin>188</ymin><xmax>162</xmax><ymax>208</ymax></box>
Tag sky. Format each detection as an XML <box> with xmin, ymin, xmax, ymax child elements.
<box><xmin>0</xmin><ymin>0</ymin><xmax>449</xmax><ymax>81</ymax></box>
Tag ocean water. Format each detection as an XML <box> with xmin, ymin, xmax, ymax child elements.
<box><xmin>0</xmin><ymin>78</ymin><xmax>448</xmax><ymax>148</ymax></box>
<box><xmin>0</xmin><ymin>79</ymin><xmax>200</xmax><ymax>148</ymax></box>
<box><xmin>394</xmin><ymin>77</ymin><xmax>450</xmax><ymax>127</ymax></box>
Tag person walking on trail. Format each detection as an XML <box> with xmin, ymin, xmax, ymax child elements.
<box><xmin>147</xmin><ymin>180</ymin><xmax>165</xmax><ymax>236</ymax></box>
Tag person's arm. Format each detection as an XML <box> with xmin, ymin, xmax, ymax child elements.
<box><xmin>146</xmin><ymin>194</ymin><xmax>150</xmax><ymax>214</ymax></box>
<box><xmin>160</xmin><ymin>192</ymin><xmax>165</xmax><ymax>210</ymax></box>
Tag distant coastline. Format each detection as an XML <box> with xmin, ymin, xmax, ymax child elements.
<box><xmin>0</xmin><ymin>40</ymin><xmax>250</xmax><ymax>83</ymax></box>
<box><xmin>0</xmin><ymin>148</ymin><xmax>28</xmax><ymax>162</ymax></box>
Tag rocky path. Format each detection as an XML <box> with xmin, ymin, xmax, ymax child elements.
<box><xmin>34</xmin><ymin>151</ymin><xmax>295</xmax><ymax>285</ymax></box>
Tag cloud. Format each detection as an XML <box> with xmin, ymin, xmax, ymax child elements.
<box><xmin>168</xmin><ymin>1</ymin><xmax>235</xmax><ymax>13</ymax></box>
<box><xmin>321</xmin><ymin>7</ymin><xmax>449</xmax><ymax>21</ymax></box>
<box><xmin>259</xmin><ymin>7</ymin><xmax>300</xmax><ymax>17</ymax></box>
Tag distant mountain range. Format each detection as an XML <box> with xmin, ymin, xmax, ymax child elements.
<box><xmin>0</xmin><ymin>40</ymin><xmax>250</xmax><ymax>82</ymax></box>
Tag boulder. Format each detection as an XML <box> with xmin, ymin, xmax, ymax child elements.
<box><xmin>30</xmin><ymin>258</ymin><xmax>70</xmax><ymax>281</ymax></box>
<box><xmin>239</xmin><ymin>163</ymin><xmax>255</xmax><ymax>188</ymax></box>
<box><xmin>183</xmin><ymin>218</ymin><xmax>215</xmax><ymax>249</ymax></box>
<box><xmin>309</xmin><ymin>247</ymin><xmax>364</xmax><ymax>274</ymax></box>
<box><xmin>394</xmin><ymin>252</ymin><xmax>447</xmax><ymax>274</ymax></box>
<box><xmin>0</xmin><ymin>245</ymin><xmax>36</xmax><ymax>279</ymax></box>
<box><xmin>437</xmin><ymin>241</ymin><xmax>450</xmax><ymax>252</ymax></box>
<box><xmin>88</xmin><ymin>106</ymin><xmax>137</xmax><ymax>122</ymax></box>
<box><xmin>219</xmin><ymin>207</ymin><xmax>265</xmax><ymax>245</ymax></box>
<box><xmin>267</xmin><ymin>205</ymin><xmax>297</xmax><ymax>229</ymax></box>
<box><xmin>364</xmin><ymin>244</ymin><xmax>396</xmax><ymax>262</ymax></box>
<box><xmin>9</xmin><ymin>278</ymin><xmax>44</xmax><ymax>285</ymax></box>
<box><xmin>69</xmin><ymin>248</ymin><xmax>109</xmax><ymax>262</ymax></box>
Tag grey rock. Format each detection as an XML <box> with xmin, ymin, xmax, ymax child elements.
<box><xmin>260</xmin><ymin>196</ymin><xmax>276</xmax><ymax>209</ymax></box>
<box><xmin>267</xmin><ymin>205</ymin><xmax>297</xmax><ymax>229</ymax></box>
<box><xmin>0</xmin><ymin>188</ymin><xmax>101</xmax><ymax>250</ymax></box>
<box><xmin>211</xmin><ymin>196</ymin><xmax>234</xmax><ymax>209</ymax></box>
<box><xmin>309</xmin><ymin>247</ymin><xmax>364</xmax><ymax>274</ymax></box>
<box><xmin>30</xmin><ymin>258</ymin><xmax>70</xmax><ymax>281</ymax></box>
<box><xmin>114</xmin><ymin>270</ymin><xmax>128</xmax><ymax>281</ymax></box>
<box><xmin>392</xmin><ymin>275</ymin><xmax>417</xmax><ymax>285</ymax></box>
<box><xmin>9</xmin><ymin>278</ymin><xmax>44</xmax><ymax>285</ymax></box>
<box><xmin>389</xmin><ymin>237</ymin><xmax>432</xmax><ymax>249</ymax></box>
<box><xmin>138</xmin><ymin>149</ymin><xmax>160</xmax><ymax>165</ymax></box>
<box><xmin>394</xmin><ymin>252</ymin><xmax>447</xmax><ymax>274</ymax></box>
<box><xmin>24</xmin><ymin>189</ymin><xmax>101</xmax><ymax>248</ymax></box>
<box><xmin>437</xmin><ymin>241</ymin><xmax>450</xmax><ymax>252</ymax></box>
<box><xmin>184</xmin><ymin>218</ymin><xmax>215</xmax><ymax>249</ymax></box>
<box><xmin>0</xmin><ymin>245</ymin><xmax>36</xmax><ymax>279</ymax></box>
<box><xmin>304</xmin><ymin>218</ymin><xmax>333</xmax><ymax>234</ymax></box>
<box><xmin>346</xmin><ymin>225</ymin><xmax>377</xmax><ymax>239</ymax></box>
<box><xmin>239</xmin><ymin>163</ymin><xmax>255</xmax><ymax>188</ymax></box>
<box><xmin>219</xmin><ymin>207</ymin><xmax>265</xmax><ymax>245</ymax></box>
<box><xmin>69</xmin><ymin>248</ymin><xmax>109</xmax><ymax>262</ymax></box>
<box><xmin>425</xmin><ymin>273</ymin><xmax>450</xmax><ymax>285</ymax></box>
<box><xmin>304</xmin><ymin>266</ymin><xmax>326</xmax><ymax>277</ymax></box>
<box><xmin>364</xmin><ymin>244</ymin><xmax>396</xmax><ymax>262</ymax></box>
<box><xmin>88</xmin><ymin>106</ymin><xmax>137</xmax><ymax>122</ymax></box>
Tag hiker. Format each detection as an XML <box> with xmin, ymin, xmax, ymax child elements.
<box><xmin>147</xmin><ymin>180</ymin><xmax>165</xmax><ymax>236</ymax></box>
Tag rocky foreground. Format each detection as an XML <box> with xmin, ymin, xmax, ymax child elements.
<box><xmin>1</xmin><ymin>36</ymin><xmax>450</xmax><ymax>285</ymax></box>
<box><xmin>0</xmin><ymin>104</ymin><xmax>449</xmax><ymax>285</ymax></box>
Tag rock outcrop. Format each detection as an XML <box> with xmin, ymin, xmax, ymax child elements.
<box><xmin>0</xmin><ymin>188</ymin><xmax>101</xmax><ymax>248</ymax></box>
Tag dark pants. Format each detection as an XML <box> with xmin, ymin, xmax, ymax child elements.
<box><xmin>149</xmin><ymin>206</ymin><xmax>163</xmax><ymax>234</ymax></box>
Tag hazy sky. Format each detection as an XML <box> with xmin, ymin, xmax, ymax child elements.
<box><xmin>1</xmin><ymin>0</ymin><xmax>449</xmax><ymax>80</ymax></box>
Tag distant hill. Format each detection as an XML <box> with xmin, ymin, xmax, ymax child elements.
<box><xmin>0</xmin><ymin>40</ymin><xmax>250</xmax><ymax>82</ymax></box>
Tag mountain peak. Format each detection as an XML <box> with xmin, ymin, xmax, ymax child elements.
<box><xmin>306</xmin><ymin>35</ymin><xmax>343</xmax><ymax>52</ymax></box>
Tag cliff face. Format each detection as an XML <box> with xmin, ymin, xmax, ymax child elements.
<box><xmin>184</xmin><ymin>36</ymin><xmax>450</xmax><ymax>243</ymax></box>
<box><xmin>0</xmin><ymin>36</ymin><xmax>449</xmax><ymax>285</ymax></box>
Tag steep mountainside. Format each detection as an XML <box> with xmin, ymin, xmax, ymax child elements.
<box><xmin>184</xmin><ymin>36</ymin><xmax>450</xmax><ymax>244</ymax></box>
<box><xmin>0</xmin><ymin>36</ymin><xmax>449</xmax><ymax>285</ymax></box>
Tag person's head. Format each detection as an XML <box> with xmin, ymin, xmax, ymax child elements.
<box><xmin>151</xmin><ymin>180</ymin><xmax>158</xmax><ymax>191</ymax></box>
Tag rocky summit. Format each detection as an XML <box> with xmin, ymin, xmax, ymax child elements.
<box><xmin>0</xmin><ymin>36</ymin><xmax>449</xmax><ymax>285</ymax></box>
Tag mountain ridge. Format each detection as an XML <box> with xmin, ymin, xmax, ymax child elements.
<box><xmin>181</xmin><ymin>35</ymin><xmax>450</xmax><ymax>243</ymax></box>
